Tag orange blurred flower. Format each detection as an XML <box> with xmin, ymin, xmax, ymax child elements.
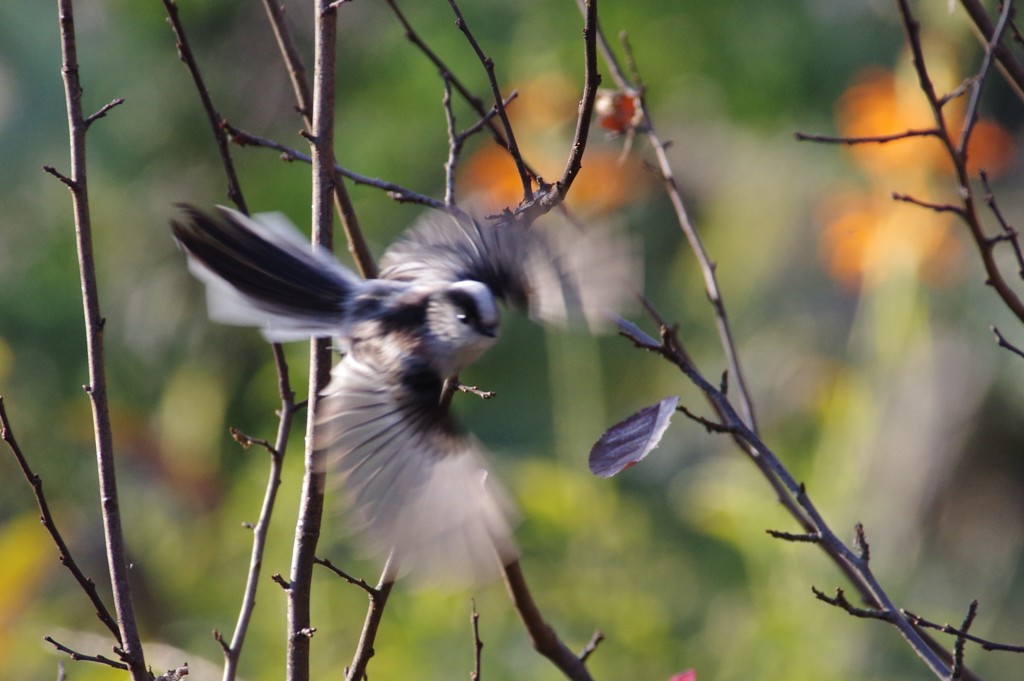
<box><xmin>818</xmin><ymin>64</ymin><xmax>1012</xmax><ymax>289</ymax></box>
<box><xmin>818</xmin><ymin>184</ymin><xmax>962</xmax><ymax>289</ymax></box>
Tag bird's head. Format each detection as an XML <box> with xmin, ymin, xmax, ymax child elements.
<box><xmin>426</xmin><ymin>280</ymin><xmax>501</xmax><ymax>375</ymax></box>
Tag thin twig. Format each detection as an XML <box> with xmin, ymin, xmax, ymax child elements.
<box><xmin>44</xmin><ymin>636</ymin><xmax>128</xmax><ymax>671</ymax></box>
<box><xmin>978</xmin><ymin>170</ymin><xmax>1024</xmax><ymax>280</ymax></box>
<box><xmin>51</xmin><ymin>2</ymin><xmax>146</xmax><ymax>677</ymax></box>
<box><xmin>84</xmin><ymin>98</ymin><xmax>125</xmax><ymax>129</ymax></box>
<box><xmin>383</xmin><ymin>0</ymin><xmax>541</xmax><ymax>186</ymax></box>
<box><xmin>161</xmin><ymin>0</ymin><xmax>248</xmax><ymax>213</ymax></box>
<box><xmin>616</xmin><ymin>311</ymin><xmax>953</xmax><ymax>678</ymax></box>
<box><xmin>891</xmin><ymin>192</ymin><xmax>965</xmax><ymax>215</ymax></box>
<box><xmin>956</xmin><ymin>0</ymin><xmax>1014</xmax><ymax>154</ymax></box>
<box><xmin>811</xmin><ymin>587</ymin><xmax>891</xmax><ymax>621</ymax></box>
<box><xmin>314</xmin><ymin>556</ymin><xmax>379</xmax><ymax>596</ymax></box>
<box><xmin>895</xmin><ymin>0</ymin><xmax>1024</xmax><ymax>323</ymax></box>
<box><xmin>577</xmin><ymin>631</ymin><xmax>604</xmax><ymax>664</ymax></box>
<box><xmin>470</xmin><ymin>600</ymin><xmax>483</xmax><ymax>681</ymax></box>
<box><xmin>794</xmin><ymin>128</ymin><xmax>940</xmax><ymax>145</ymax></box>
<box><xmin>443</xmin><ymin>76</ymin><xmax>460</xmax><ymax>206</ymax></box>
<box><xmin>225</xmin><ymin>123</ymin><xmax>449</xmax><ymax>210</ymax></box>
<box><xmin>514</xmin><ymin>0</ymin><xmax>602</xmax><ymax>224</ymax></box>
<box><xmin>220</xmin><ymin>346</ymin><xmax>294</xmax><ymax>681</ymax></box>
<box><xmin>958</xmin><ymin>0</ymin><xmax>1024</xmax><ymax>104</ymax></box>
<box><xmin>904</xmin><ymin>606</ymin><xmax>1024</xmax><ymax>653</ymax></box>
<box><xmin>991</xmin><ymin>325</ymin><xmax>1024</xmax><ymax>359</ymax></box>
<box><xmin>0</xmin><ymin>398</ymin><xmax>120</xmax><ymax>640</ymax></box>
<box><xmin>447</xmin><ymin>0</ymin><xmax>532</xmax><ymax>201</ymax></box>
<box><xmin>950</xmin><ymin>600</ymin><xmax>980</xmax><ymax>679</ymax></box>
<box><xmin>597</xmin><ymin>28</ymin><xmax>759</xmax><ymax>436</ymax></box>
<box><xmin>766</xmin><ymin>529</ymin><xmax>822</xmax><ymax>543</ymax></box>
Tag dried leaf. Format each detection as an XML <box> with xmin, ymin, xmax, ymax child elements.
<box><xmin>589</xmin><ymin>396</ymin><xmax>679</xmax><ymax>478</ymax></box>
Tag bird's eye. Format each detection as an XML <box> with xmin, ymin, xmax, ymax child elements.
<box><xmin>456</xmin><ymin>313</ymin><xmax>470</xmax><ymax>324</ymax></box>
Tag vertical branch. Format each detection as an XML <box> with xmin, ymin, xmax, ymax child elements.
<box><xmin>556</xmin><ymin>0</ymin><xmax>600</xmax><ymax>196</ymax></box>
<box><xmin>443</xmin><ymin>76</ymin><xmax>459</xmax><ymax>207</ymax></box>
<box><xmin>286</xmin><ymin>1</ymin><xmax>337</xmax><ymax>678</ymax></box>
<box><xmin>50</xmin><ymin>2</ymin><xmax>147</xmax><ymax>679</ymax></box>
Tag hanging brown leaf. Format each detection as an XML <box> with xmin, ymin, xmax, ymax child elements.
<box><xmin>589</xmin><ymin>396</ymin><xmax>679</xmax><ymax>478</ymax></box>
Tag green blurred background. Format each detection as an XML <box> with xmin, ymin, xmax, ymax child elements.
<box><xmin>1</xmin><ymin>1</ymin><xmax>1023</xmax><ymax>679</ymax></box>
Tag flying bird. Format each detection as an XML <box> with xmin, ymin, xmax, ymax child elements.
<box><xmin>171</xmin><ymin>205</ymin><xmax>636</xmax><ymax>585</ymax></box>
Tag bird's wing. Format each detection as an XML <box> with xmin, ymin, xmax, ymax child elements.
<box><xmin>378</xmin><ymin>209</ymin><xmax>639</xmax><ymax>331</ymax></box>
<box><xmin>171</xmin><ymin>205</ymin><xmax>361</xmax><ymax>341</ymax></box>
<box><xmin>314</xmin><ymin>350</ymin><xmax>519</xmax><ymax>586</ymax></box>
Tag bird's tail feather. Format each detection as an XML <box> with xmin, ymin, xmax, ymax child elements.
<box><xmin>172</xmin><ymin>205</ymin><xmax>361</xmax><ymax>341</ymax></box>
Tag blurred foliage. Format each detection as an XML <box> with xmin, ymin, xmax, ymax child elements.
<box><xmin>1</xmin><ymin>1</ymin><xmax>1023</xmax><ymax>680</ymax></box>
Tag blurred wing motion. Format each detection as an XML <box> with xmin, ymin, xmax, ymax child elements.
<box><xmin>315</xmin><ymin>352</ymin><xmax>518</xmax><ymax>586</ymax></box>
<box><xmin>172</xmin><ymin>204</ymin><xmax>639</xmax><ymax>586</ymax></box>
<box><xmin>171</xmin><ymin>205</ymin><xmax>361</xmax><ymax>342</ymax></box>
<box><xmin>380</xmin><ymin>210</ymin><xmax>639</xmax><ymax>331</ymax></box>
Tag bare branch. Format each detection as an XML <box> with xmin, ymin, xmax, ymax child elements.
<box><xmin>219</xmin><ymin>344</ymin><xmax>294</xmax><ymax>681</ymax></box>
<box><xmin>991</xmin><ymin>325</ymin><xmax>1024</xmax><ymax>360</ymax></box>
<box><xmin>959</xmin><ymin>0</ymin><xmax>1024</xmax><ymax>104</ymax></box>
<box><xmin>84</xmin><ymin>97</ymin><xmax>125</xmax><ymax>129</ymax></box>
<box><xmin>951</xmin><ymin>600</ymin><xmax>980</xmax><ymax>680</ymax></box>
<box><xmin>617</xmin><ymin>307</ymin><xmax>953</xmax><ymax>678</ymax></box>
<box><xmin>44</xmin><ymin>636</ymin><xmax>128</xmax><ymax>671</ymax></box>
<box><xmin>766</xmin><ymin>529</ymin><xmax>822</xmax><ymax>544</ymax></box>
<box><xmin>225</xmin><ymin>123</ymin><xmax>450</xmax><ymax>210</ymax></box>
<box><xmin>443</xmin><ymin>76</ymin><xmax>459</xmax><ymax>207</ymax></box>
<box><xmin>794</xmin><ymin>128</ymin><xmax>940</xmax><ymax>145</ymax></box>
<box><xmin>446</xmin><ymin>0</ymin><xmax>532</xmax><ymax>201</ymax></box>
<box><xmin>895</xmin><ymin>0</ymin><xmax>1024</xmax><ymax>323</ymax></box>
<box><xmin>383</xmin><ymin>0</ymin><xmax>540</xmax><ymax>186</ymax></box>
<box><xmin>346</xmin><ymin>554</ymin><xmax>398</xmax><ymax>681</ymax></box>
<box><xmin>676</xmin><ymin>404</ymin><xmax>732</xmax><ymax>433</ymax></box>
<box><xmin>314</xmin><ymin>556</ymin><xmax>379</xmax><ymax>597</ymax></box>
<box><xmin>593</xmin><ymin>31</ymin><xmax>758</xmax><ymax>436</ymax></box>
<box><xmin>160</xmin><ymin>0</ymin><xmax>248</xmax><ymax>213</ymax></box>
<box><xmin>891</xmin><ymin>192</ymin><xmax>965</xmax><ymax>215</ymax></box>
<box><xmin>577</xmin><ymin>631</ymin><xmax>604</xmax><ymax>664</ymax></box>
<box><xmin>286</xmin><ymin>3</ymin><xmax>339</xmax><ymax>678</ymax></box>
<box><xmin>979</xmin><ymin>170</ymin><xmax>1024</xmax><ymax>280</ymax></box>
<box><xmin>470</xmin><ymin>600</ymin><xmax>483</xmax><ymax>681</ymax></box>
<box><xmin>905</xmin><ymin>605</ymin><xmax>1024</xmax><ymax>654</ymax></box>
<box><xmin>811</xmin><ymin>587</ymin><xmax>892</xmax><ymax>621</ymax></box>
<box><xmin>956</xmin><ymin>0</ymin><xmax>1014</xmax><ymax>154</ymax></box>
<box><xmin>501</xmin><ymin>559</ymin><xmax>596</xmax><ymax>681</ymax></box>
<box><xmin>51</xmin><ymin>2</ymin><xmax>146</xmax><ymax>676</ymax></box>
<box><xmin>514</xmin><ymin>0</ymin><xmax>602</xmax><ymax>223</ymax></box>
